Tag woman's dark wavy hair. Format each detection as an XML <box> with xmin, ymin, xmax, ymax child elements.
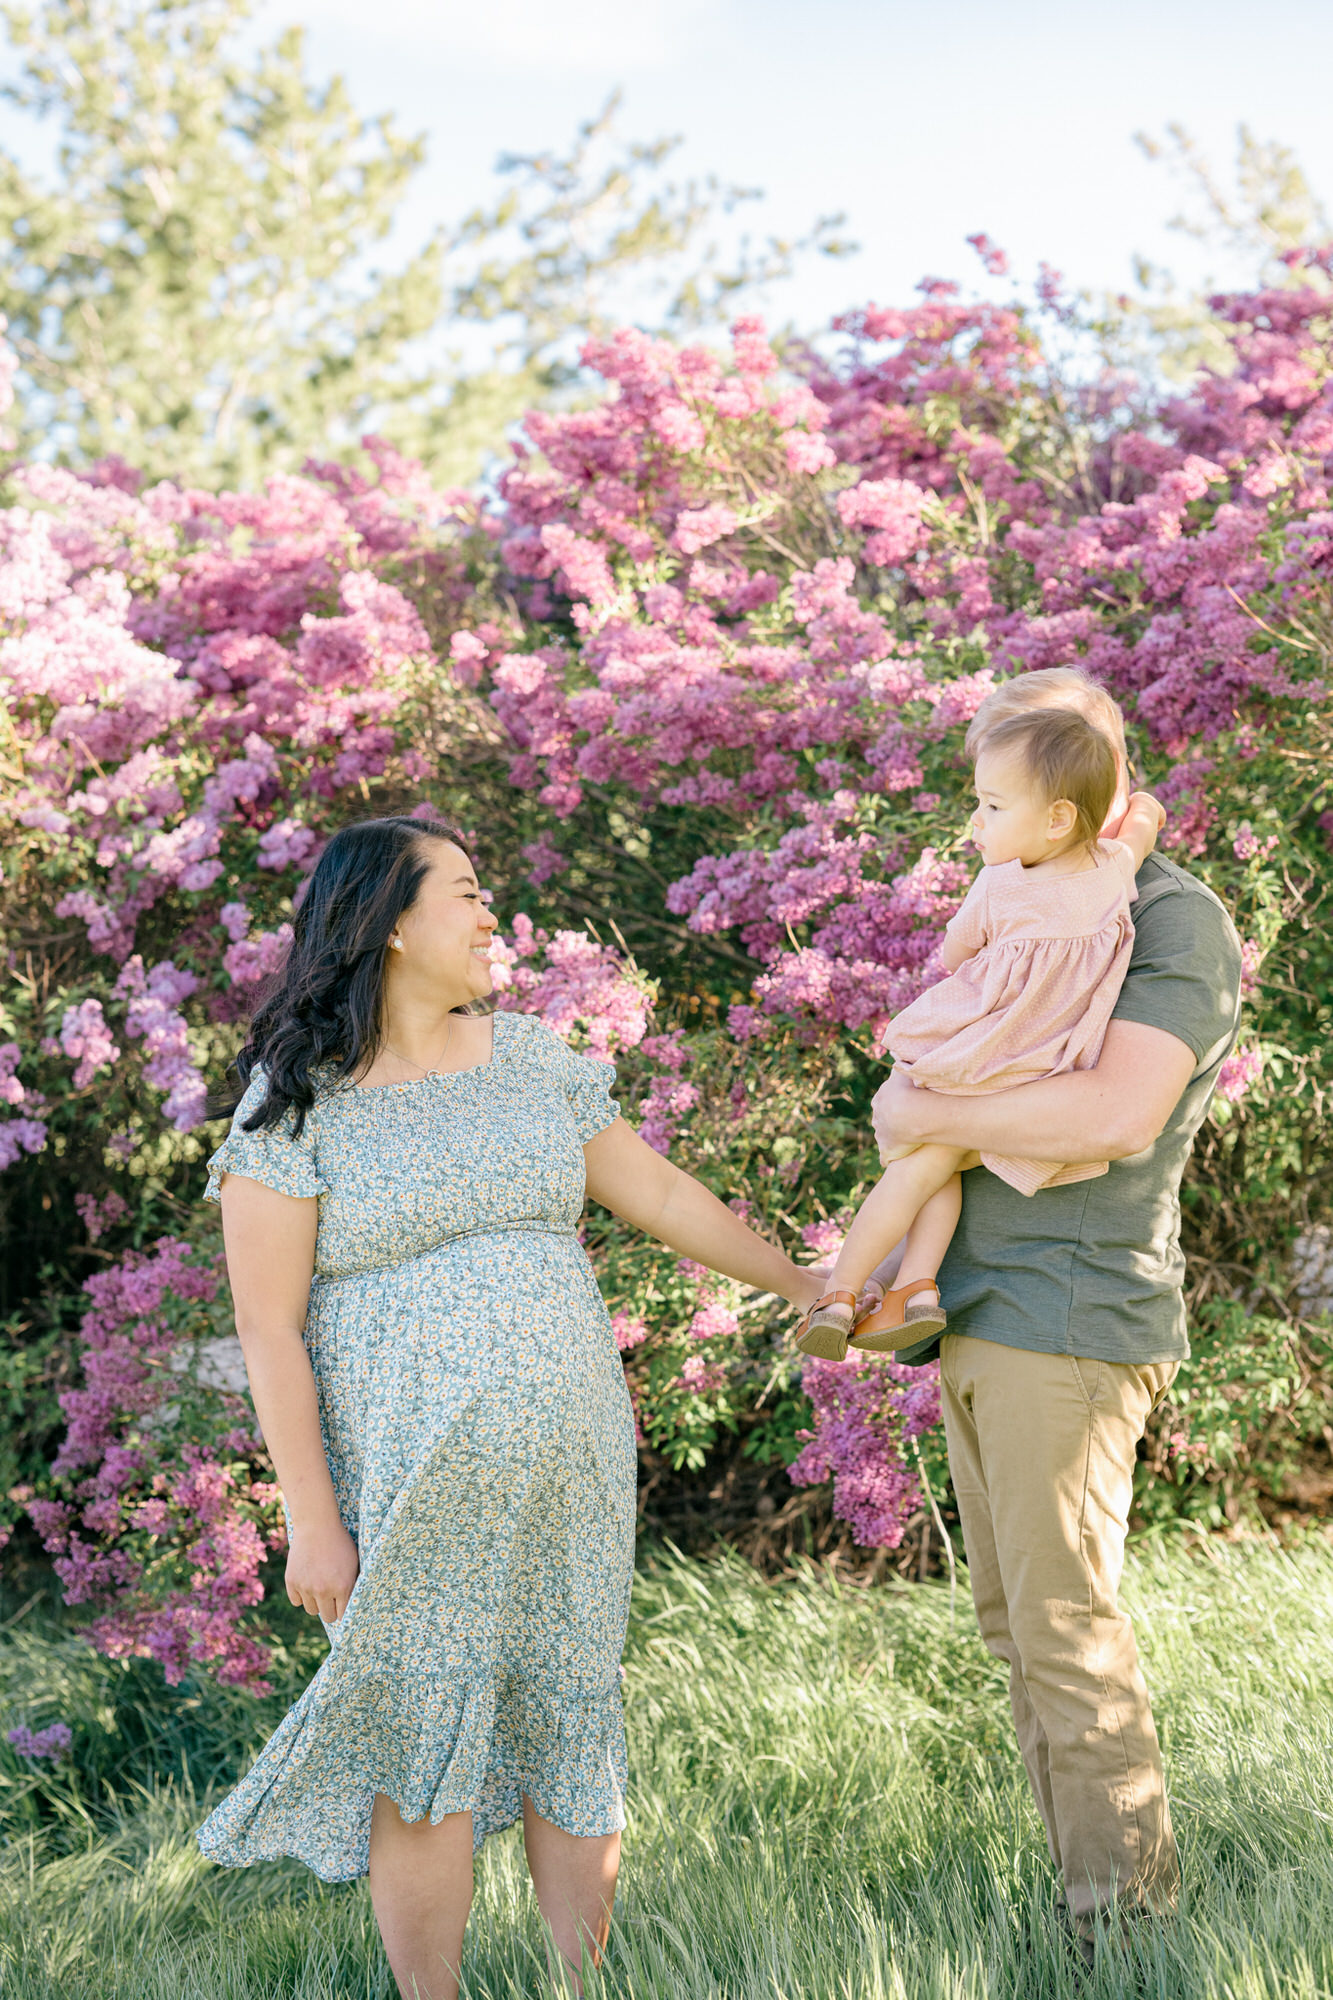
<box><xmin>214</xmin><ymin>815</ymin><xmax>473</xmax><ymax>1136</ymax></box>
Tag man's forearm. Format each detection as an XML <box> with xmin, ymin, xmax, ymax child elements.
<box><xmin>875</xmin><ymin>1020</ymin><xmax>1198</xmax><ymax>1170</ymax></box>
<box><xmin>883</xmin><ymin>1069</ymin><xmax>1141</xmax><ymax>1163</ymax></box>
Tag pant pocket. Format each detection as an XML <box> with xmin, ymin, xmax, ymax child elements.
<box><xmin>1069</xmin><ymin>1354</ymin><xmax>1102</xmax><ymax>1407</ymax></box>
<box><xmin>1146</xmin><ymin>1361</ymin><xmax>1180</xmax><ymax>1415</ymax></box>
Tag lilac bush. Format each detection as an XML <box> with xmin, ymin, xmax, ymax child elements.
<box><xmin>5</xmin><ymin>1722</ymin><xmax>72</xmax><ymax>1761</ymax></box>
<box><xmin>4</xmin><ymin>245</ymin><xmax>1332</xmax><ymax>1681</ymax></box>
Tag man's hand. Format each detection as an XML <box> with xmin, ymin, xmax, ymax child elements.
<box><xmin>871</xmin><ymin>1070</ymin><xmax>931</xmax><ymax>1164</ymax></box>
<box><xmin>870</xmin><ymin>1021</ymin><xmax>1198</xmax><ymax>1168</ymax></box>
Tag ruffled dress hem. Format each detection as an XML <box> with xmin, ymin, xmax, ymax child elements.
<box><xmin>197</xmin><ymin>1668</ymin><xmax>628</xmax><ymax>1879</ymax></box>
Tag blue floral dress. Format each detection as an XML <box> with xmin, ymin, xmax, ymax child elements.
<box><xmin>196</xmin><ymin>1010</ymin><xmax>636</xmax><ymax>1882</ymax></box>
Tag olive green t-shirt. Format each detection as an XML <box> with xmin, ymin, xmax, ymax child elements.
<box><xmin>898</xmin><ymin>854</ymin><xmax>1243</xmax><ymax>1367</ymax></box>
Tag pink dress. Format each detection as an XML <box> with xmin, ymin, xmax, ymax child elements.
<box><xmin>886</xmin><ymin>840</ymin><xmax>1138</xmax><ymax>1196</ymax></box>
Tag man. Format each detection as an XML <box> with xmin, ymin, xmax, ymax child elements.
<box><xmin>872</xmin><ymin>666</ymin><xmax>1242</xmax><ymax>1949</ymax></box>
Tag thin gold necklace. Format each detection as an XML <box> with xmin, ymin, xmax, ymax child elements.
<box><xmin>382</xmin><ymin>1015</ymin><xmax>454</xmax><ymax>1084</ymax></box>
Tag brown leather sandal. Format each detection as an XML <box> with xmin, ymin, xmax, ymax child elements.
<box><xmin>793</xmin><ymin>1288</ymin><xmax>859</xmax><ymax>1361</ymax></box>
<box><xmin>847</xmin><ymin>1280</ymin><xmax>947</xmax><ymax>1353</ymax></box>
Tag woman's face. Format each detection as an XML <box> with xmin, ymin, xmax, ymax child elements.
<box><xmin>390</xmin><ymin>840</ymin><xmax>498</xmax><ymax>1008</ymax></box>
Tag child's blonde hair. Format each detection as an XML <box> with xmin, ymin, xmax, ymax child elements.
<box><xmin>977</xmin><ymin>707</ymin><xmax>1117</xmax><ymax>849</ymax></box>
<box><xmin>965</xmin><ymin>665</ymin><xmax>1129</xmax><ymax>771</ymax></box>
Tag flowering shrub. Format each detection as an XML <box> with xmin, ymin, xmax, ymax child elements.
<box><xmin>5</xmin><ymin>1722</ymin><xmax>72</xmax><ymax>1761</ymax></box>
<box><xmin>4</xmin><ymin>244</ymin><xmax>1333</xmax><ymax>1682</ymax></box>
<box><xmin>790</xmin><ymin>1357</ymin><xmax>941</xmax><ymax>1550</ymax></box>
<box><xmin>18</xmin><ymin>1234</ymin><xmax>288</xmax><ymax>1693</ymax></box>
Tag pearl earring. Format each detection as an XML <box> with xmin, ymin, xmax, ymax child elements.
<box><xmin>389</xmin><ymin>938</ymin><xmax>404</xmax><ymax>952</ymax></box>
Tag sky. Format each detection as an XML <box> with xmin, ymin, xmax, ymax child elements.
<box><xmin>243</xmin><ymin>0</ymin><xmax>1333</xmax><ymax>334</ymax></box>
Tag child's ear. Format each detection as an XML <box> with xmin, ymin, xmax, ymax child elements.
<box><xmin>1048</xmin><ymin>797</ymin><xmax>1078</xmax><ymax>840</ymax></box>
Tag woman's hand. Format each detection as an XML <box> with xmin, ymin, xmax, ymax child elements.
<box><xmin>286</xmin><ymin>1515</ymin><xmax>360</xmax><ymax>1625</ymax></box>
<box><xmin>785</xmin><ymin>1263</ymin><xmax>827</xmax><ymax>1315</ymax></box>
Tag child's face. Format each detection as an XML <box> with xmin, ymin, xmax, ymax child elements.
<box><xmin>970</xmin><ymin>744</ymin><xmax>1072</xmax><ymax>866</ymax></box>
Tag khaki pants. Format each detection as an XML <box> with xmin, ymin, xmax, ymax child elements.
<box><xmin>939</xmin><ymin>1334</ymin><xmax>1181</xmax><ymax>1924</ymax></box>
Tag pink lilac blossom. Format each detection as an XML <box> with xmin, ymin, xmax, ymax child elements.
<box><xmin>223</xmin><ymin>921</ymin><xmax>294</xmax><ymax>989</ymax></box>
<box><xmin>6</xmin><ymin>254</ymin><xmax>1320</xmax><ymax>1607</ymax></box>
<box><xmin>1216</xmin><ymin>1045</ymin><xmax>1264</xmax><ymax>1105</ymax></box>
<box><xmin>610</xmin><ymin>1310</ymin><xmax>648</xmax><ymax>1352</ymax></box>
<box><xmin>256</xmin><ymin>818</ymin><xmax>317</xmax><ymax>871</ymax></box>
<box><xmin>966</xmin><ymin>233</ymin><xmax>1011</xmax><ymax>278</ymax></box>
<box><xmin>686</xmin><ymin>1301</ymin><xmax>741</xmax><ymax>1341</ymax></box>
<box><xmin>492</xmin><ymin>915</ymin><xmax>650</xmax><ymax>1059</ymax></box>
<box><xmin>114</xmin><ymin>957</ymin><xmax>206</xmax><ymax>1128</ymax></box>
<box><xmin>6</xmin><ymin>1722</ymin><xmax>73</xmax><ymax>1761</ymax></box>
<box><xmin>28</xmin><ymin>1236</ymin><xmax>281</xmax><ymax>1693</ymax></box>
<box><xmin>789</xmin><ymin>1356</ymin><xmax>942</xmax><ymax>1548</ymax></box>
<box><xmin>75</xmin><ymin>1191</ymin><xmax>130</xmax><ymax>1241</ymax></box>
<box><xmin>637</xmin><ymin>1076</ymin><xmax>701</xmax><ymax>1155</ymax></box>
<box><xmin>1232</xmin><ymin>822</ymin><xmax>1279</xmax><ymax>862</ymax></box>
<box><xmin>60</xmin><ymin>997</ymin><xmax>120</xmax><ymax>1088</ymax></box>
<box><xmin>676</xmin><ymin>1354</ymin><xmax>728</xmax><ymax>1395</ymax></box>
<box><xmin>0</xmin><ymin>1043</ymin><xmax>48</xmax><ymax>1169</ymax></box>
<box><xmin>800</xmin><ymin>1216</ymin><xmax>850</xmax><ymax>1261</ymax></box>
<box><xmin>836</xmin><ymin>477</ymin><xmax>927</xmax><ymax>566</ymax></box>
<box><xmin>51</xmin><ymin>1236</ymin><xmax>219</xmax><ymax>1476</ymax></box>
<box><xmin>673</xmin><ymin>503</ymin><xmax>739</xmax><ymax>555</ymax></box>
<box><xmin>1239</xmin><ymin>938</ymin><xmax>1264</xmax><ymax>1000</ymax></box>
<box><xmin>522</xmin><ymin>833</ymin><xmax>567</xmax><ymax>887</ymax></box>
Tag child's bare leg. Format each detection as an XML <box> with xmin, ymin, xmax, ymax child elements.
<box><xmin>854</xmin><ymin>1159</ymin><xmax>979</xmax><ymax>1320</ymax></box>
<box><xmin>797</xmin><ymin>1146</ymin><xmax>969</xmax><ymax>1358</ymax></box>
<box><xmin>833</xmin><ymin>1146</ymin><xmax>969</xmax><ymax>1300</ymax></box>
<box><xmin>792</xmin><ymin>1160</ymin><xmax>972</xmax><ymax>1360</ymax></box>
<box><xmin>897</xmin><ymin>1175</ymin><xmax>963</xmax><ymax>1292</ymax></box>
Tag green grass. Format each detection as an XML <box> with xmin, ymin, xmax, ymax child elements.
<box><xmin>2</xmin><ymin>1536</ymin><xmax>1332</xmax><ymax>1998</ymax></box>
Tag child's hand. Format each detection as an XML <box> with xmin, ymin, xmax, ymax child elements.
<box><xmin>1129</xmin><ymin>789</ymin><xmax>1167</xmax><ymax>833</ymax></box>
<box><xmin>1115</xmin><ymin>790</ymin><xmax>1168</xmax><ymax>869</ymax></box>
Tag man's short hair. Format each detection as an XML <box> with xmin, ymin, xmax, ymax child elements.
<box><xmin>965</xmin><ymin>665</ymin><xmax>1129</xmax><ymax>769</ymax></box>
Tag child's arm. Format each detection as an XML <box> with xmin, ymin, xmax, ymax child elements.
<box><xmin>1115</xmin><ymin>790</ymin><xmax>1167</xmax><ymax>871</ymax></box>
<box><xmin>938</xmin><ymin>930</ymin><xmax>979</xmax><ymax>973</ymax></box>
<box><xmin>937</xmin><ymin>870</ymin><xmax>989</xmax><ymax>973</ymax></box>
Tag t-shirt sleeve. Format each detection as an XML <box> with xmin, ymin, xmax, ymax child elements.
<box><xmin>1110</xmin><ymin>882</ymin><xmax>1243</xmax><ymax>1070</ymax></box>
<box><xmin>203</xmin><ymin>1065</ymin><xmax>327</xmax><ymax>1203</ymax></box>
<box><xmin>944</xmin><ymin>871</ymin><xmax>990</xmax><ymax>956</ymax></box>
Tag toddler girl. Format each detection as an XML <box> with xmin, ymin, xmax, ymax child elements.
<box><xmin>795</xmin><ymin>706</ymin><xmax>1165</xmax><ymax>1359</ymax></box>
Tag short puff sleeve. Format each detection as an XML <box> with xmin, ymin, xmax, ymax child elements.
<box><xmin>944</xmin><ymin>871</ymin><xmax>991</xmax><ymax>956</ymax></box>
<box><xmin>545</xmin><ymin>1030</ymin><xmax>621</xmax><ymax>1145</ymax></box>
<box><xmin>203</xmin><ymin>1065</ymin><xmax>328</xmax><ymax>1204</ymax></box>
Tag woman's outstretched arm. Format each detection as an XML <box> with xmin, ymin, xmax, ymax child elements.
<box><xmin>218</xmin><ymin>1174</ymin><xmax>360</xmax><ymax>1624</ymax></box>
<box><xmin>583</xmin><ymin>1119</ymin><xmax>822</xmax><ymax>1312</ymax></box>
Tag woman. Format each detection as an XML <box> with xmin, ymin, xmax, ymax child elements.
<box><xmin>199</xmin><ymin>814</ymin><xmax>821</xmax><ymax>2000</ymax></box>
